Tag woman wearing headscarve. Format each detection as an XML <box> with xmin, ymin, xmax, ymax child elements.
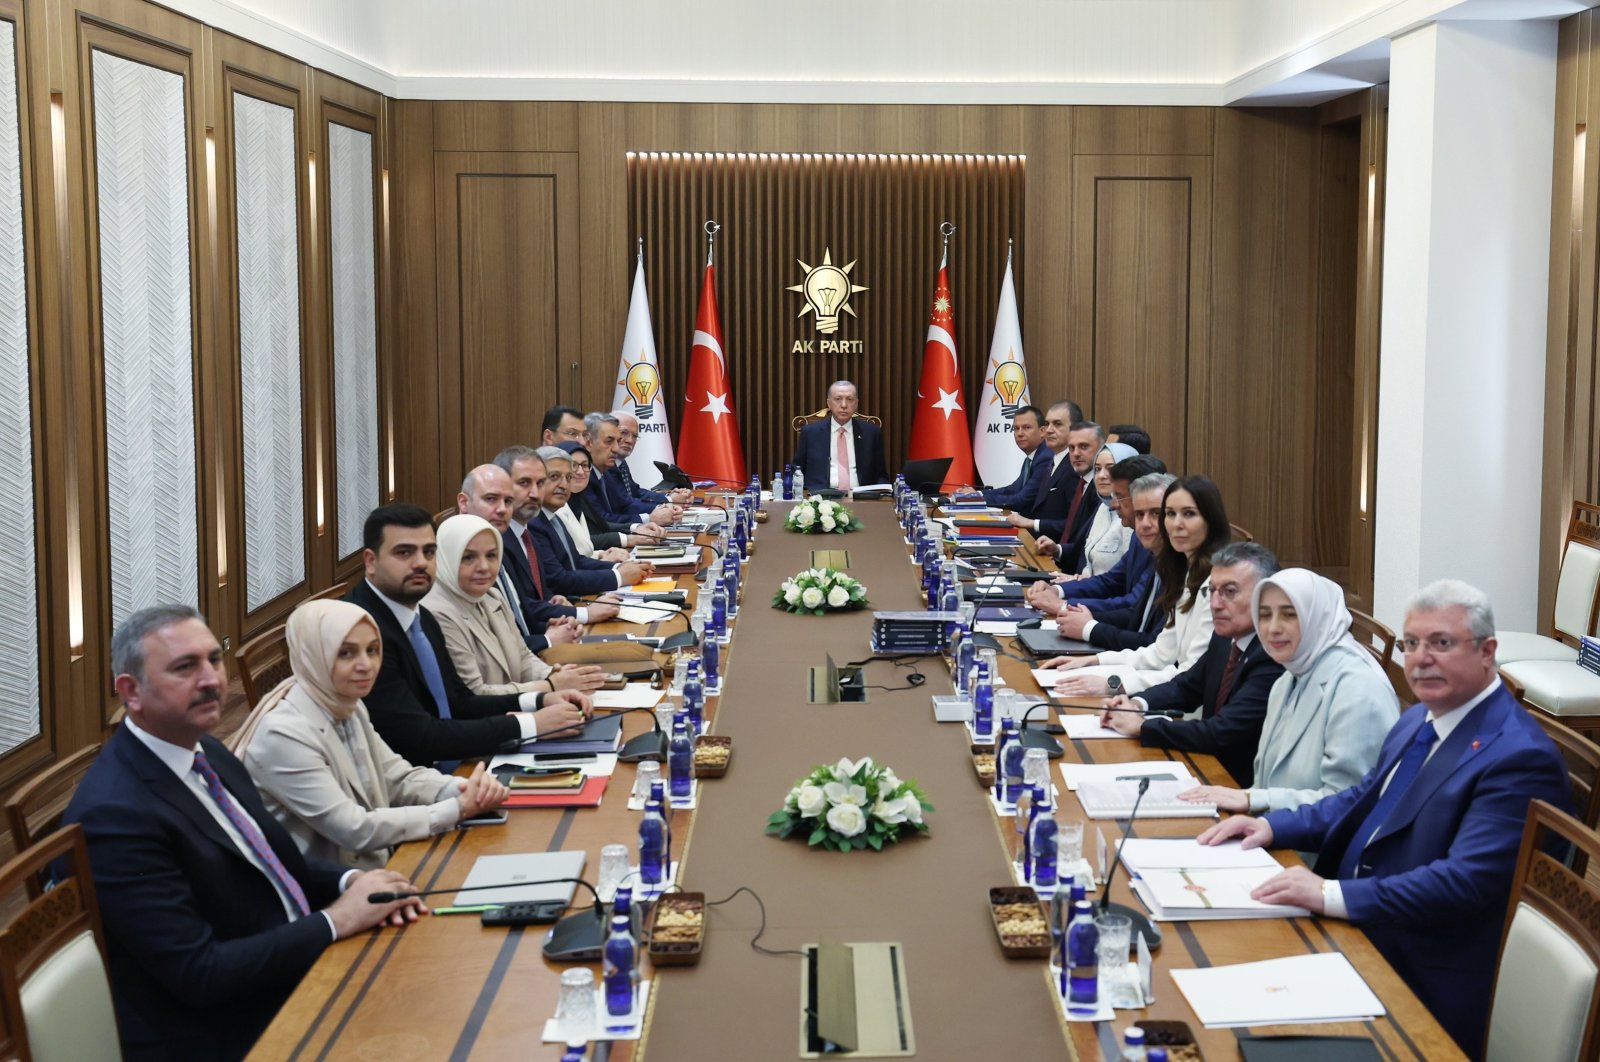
<box><xmin>235</xmin><ymin>600</ymin><xmax>510</xmax><ymax>870</ymax></box>
<box><xmin>424</xmin><ymin>514</ymin><xmax>607</xmax><ymax>696</ymax></box>
<box><xmin>1179</xmin><ymin>568</ymin><xmax>1399</xmax><ymax>814</ymax></box>
<box><xmin>1073</xmin><ymin>442</ymin><xmax>1135</xmax><ymax>577</ymax></box>
<box><xmin>555</xmin><ymin>441</ymin><xmax>633</xmax><ymax>561</ymax></box>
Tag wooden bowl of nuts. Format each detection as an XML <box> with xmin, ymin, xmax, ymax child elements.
<box><xmin>1137</xmin><ymin>1020</ymin><xmax>1204</xmax><ymax>1061</ymax></box>
<box><xmin>693</xmin><ymin>735</ymin><xmax>732</xmax><ymax>778</ymax></box>
<box><xmin>989</xmin><ymin>886</ymin><xmax>1052</xmax><ymax>958</ymax></box>
<box><xmin>647</xmin><ymin>892</ymin><xmax>705</xmax><ymax>967</ymax></box>
<box><xmin>971</xmin><ymin>745</ymin><xmax>996</xmax><ymax>788</ymax></box>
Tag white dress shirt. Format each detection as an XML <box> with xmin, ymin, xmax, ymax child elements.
<box><xmin>366</xmin><ymin>580</ymin><xmax>544</xmax><ymax>740</ymax></box>
<box><xmin>1320</xmin><ymin>678</ymin><xmax>1501</xmax><ymax>918</ymax></box>
<box><xmin>124</xmin><ymin>717</ymin><xmax>351</xmax><ymax>939</ymax></box>
<box><xmin>829</xmin><ymin>420</ymin><xmax>858</xmax><ymax>490</ymax></box>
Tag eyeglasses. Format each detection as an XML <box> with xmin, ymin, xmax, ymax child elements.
<box><xmin>1199</xmin><ymin>583</ymin><xmax>1244</xmax><ymax>602</ymax></box>
<box><xmin>557</xmin><ymin>427</ymin><xmax>584</xmax><ymax>439</ymax></box>
<box><xmin>571</xmin><ymin>463</ymin><xmax>591</xmax><ymax>473</ymax></box>
<box><xmin>1400</xmin><ymin>634</ymin><xmax>1485</xmax><ymax>655</ymax></box>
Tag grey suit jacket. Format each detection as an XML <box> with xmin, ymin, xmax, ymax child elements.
<box><xmin>242</xmin><ymin>686</ymin><xmax>461</xmax><ymax>870</ymax></box>
<box><xmin>1247</xmin><ymin>646</ymin><xmax>1400</xmax><ymax>814</ymax></box>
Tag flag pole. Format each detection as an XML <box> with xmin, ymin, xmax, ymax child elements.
<box><xmin>940</xmin><ymin>220</ymin><xmax>955</xmax><ymax>266</ymax></box>
<box><xmin>1006</xmin><ymin>235</ymin><xmax>1013</xmax><ymax>266</ymax></box>
<box><xmin>637</xmin><ymin>235</ymin><xmax>644</xmax><ymax>263</ymax></box>
<box><xmin>704</xmin><ymin>219</ymin><xmax>721</xmax><ymax>267</ymax></box>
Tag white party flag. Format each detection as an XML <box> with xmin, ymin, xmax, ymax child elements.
<box><xmin>972</xmin><ymin>245</ymin><xmax>1032</xmax><ymax>485</ymax></box>
<box><xmin>611</xmin><ymin>245</ymin><xmax>676</xmax><ymax>481</ymax></box>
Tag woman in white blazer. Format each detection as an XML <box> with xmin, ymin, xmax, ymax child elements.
<box><xmin>423</xmin><ymin>514</ymin><xmax>605</xmax><ymax>696</ymax></box>
<box><xmin>1180</xmin><ymin>568</ymin><xmax>1399</xmax><ymax>814</ymax></box>
<box><xmin>1075</xmin><ymin>443</ymin><xmax>1135</xmax><ymax>578</ymax></box>
<box><xmin>1044</xmin><ymin>474</ymin><xmax>1232</xmax><ymax>695</ymax></box>
<box><xmin>235</xmin><ymin>599</ymin><xmax>509</xmax><ymax>870</ymax></box>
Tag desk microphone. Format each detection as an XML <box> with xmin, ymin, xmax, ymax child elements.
<box><xmin>1017</xmin><ymin>700</ymin><xmax>1064</xmax><ymax>758</ymax></box>
<box><xmin>574</xmin><ymin>595</ymin><xmax>697</xmax><ymax>652</ymax></box>
<box><xmin>1098</xmin><ymin>777</ymin><xmax>1163</xmax><ymax>949</ymax></box>
<box><xmin>370</xmin><ymin>876</ymin><xmax>613</xmax><ymax>959</ymax></box>
<box><xmin>529</xmin><ymin>705</ymin><xmax>667</xmax><ymax>763</ymax></box>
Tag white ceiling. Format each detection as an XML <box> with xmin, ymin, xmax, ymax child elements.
<box><xmin>175</xmin><ymin>0</ymin><xmax>1595</xmax><ymax>106</ymax></box>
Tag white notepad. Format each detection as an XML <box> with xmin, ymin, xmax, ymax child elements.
<box><xmin>1170</xmin><ymin>952</ymin><xmax>1384</xmax><ymax>1027</ymax></box>
<box><xmin>1075</xmin><ymin>779</ymin><xmax>1217</xmax><ymax>818</ymax></box>
<box><xmin>1057</xmin><ymin>714</ymin><xmax>1125</xmax><ymax>740</ymax></box>
<box><xmin>1058</xmin><ymin>761</ymin><xmax>1197</xmax><ymax>791</ymax></box>
<box><xmin>452</xmin><ymin>850</ymin><xmax>587</xmax><ymax>906</ymax></box>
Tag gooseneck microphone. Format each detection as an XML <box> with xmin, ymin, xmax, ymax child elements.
<box><xmin>367</xmin><ymin>875</ymin><xmax>602</xmax><ymax>914</ymax></box>
<box><xmin>529</xmin><ymin>705</ymin><xmax>666</xmax><ymax>762</ymax></box>
<box><xmin>1098</xmin><ymin>776</ymin><xmax>1163</xmax><ymax>949</ymax></box>
<box><xmin>1017</xmin><ymin>700</ymin><xmax>1064</xmax><ymax>757</ymax></box>
<box><xmin>369</xmin><ymin>876</ymin><xmax>613</xmax><ymax>959</ymax></box>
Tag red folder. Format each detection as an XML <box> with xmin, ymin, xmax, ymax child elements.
<box><xmin>502</xmin><ymin>776</ymin><xmax>609</xmax><ymax>808</ymax></box>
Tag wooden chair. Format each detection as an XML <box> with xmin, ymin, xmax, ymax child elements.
<box><xmin>235</xmin><ymin>623</ymin><xmax>290</xmax><ymax>708</ymax></box>
<box><xmin>0</xmin><ymin>824</ymin><xmax>121</xmax><ymax>1062</ymax></box>
<box><xmin>1503</xmin><ymin>674</ymin><xmax>1600</xmax><ymax>835</ymax></box>
<box><xmin>433</xmin><ymin>505</ymin><xmax>458</xmax><ymax>526</ymax></box>
<box><xmin>3</xmin><ymin>744</ymin><xmax>101</xmax><ymax>893</ymax></box>
<box><xmin>1497</xmin><ymin>499</ymin><xmax>1600</xmax><ymax>664</ymax></box>
<box><xmin>789</xmin><ymin>409</ymin><xmax>882</xmax><ymax>432</ymax></box>
<box><xmin>306</xmin><ymin>580</ymin><xmax>349</xmax><ymax>603</ymax></box>
<box><xmin>1484</xmin><ymin>800</ymin><xmax>1600</xmax><ymax>1062</ymax></box>
<box><xmin>1227</xmin><ymin>523</ymin><xmax>1253</xmax><ymax>542</ymax></box>
<box><xmin>1347</xmin><ymin>608</ymin><xmax>1396</xmax><ymax>670</ymax></box>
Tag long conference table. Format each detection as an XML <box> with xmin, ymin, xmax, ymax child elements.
<box><xmin>253</xmin><ymin>500</ymin><xmax>1465</xmax><ymax>1061</ymax></box>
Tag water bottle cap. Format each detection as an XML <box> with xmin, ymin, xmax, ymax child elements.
<box><xmin>1123</xmin><ymin>1026</ymin><xmax>1145</xmax><ymax>1044</ymax></box>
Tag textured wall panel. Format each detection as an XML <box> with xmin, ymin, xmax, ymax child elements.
<box><xmin>234</xmin><ymin>92</ymin><xmax>304</xmax><ymax>610</ymax></box>
<box><xmin>93</xmin><ymin>50</ymin><xmax>199</xmax><ymax>629</ymax></box>
<box><xmin>0</xmin><ymin>22</ymin><xmax>40</xmax><ymax>753</ymax></box>
<box><xmin>328</xmin><ymin>122</ymin><xmax>378</xmax><ymax>559</ymax></box>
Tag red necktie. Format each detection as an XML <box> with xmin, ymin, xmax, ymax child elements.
<box><xmin>522</xmin><ymin>528</ymin><xmax>547</xmax><ymax>599</ymax></box>
<box><xmin>1213</xmin><ymin>643</ymin><xmax>1244</xmax><ymax>712</ymax></box>
<box><xmin>1063</xmin><ymin>475</ymin><xmax>1086</xmax><ymax>533</ymax></box>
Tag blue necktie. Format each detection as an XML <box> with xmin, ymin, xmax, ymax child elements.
<box><xmin>407</xmin><ymin>614</ymin><xmax>452</xmax><ymax>721</ymax></box>
<box><xmin>497</xmin><ymin>569</ymin><xmax>531</xmax><ymax>637</ymax></box>
<box><xmin>545</xmin><ymin>514</ymin><xmax>580</xmax><ymax>567</ymax></box>
<box><xmin>618</xmin><ymin>462</ymin><xmax>639</xmax><ymax>499</ymax></box>
<box><xmin>1339</xmin><ymin>720</ymin><xmax>1437</xmax><ymax>878</ymax></box>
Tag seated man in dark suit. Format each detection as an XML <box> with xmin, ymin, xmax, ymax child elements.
<box><xmin>612</xmin><ymin>410</ymin><xmax>693</xmax><ymax>507</ymax></box>
<box><xmin>528</xmin><ymin>448</ymin><xmax>653</xmax><ymax>600</ymax></box>
<box><xmin>63</xmin><ymin>605</ymin><xmax>426</xmax><ymax>1061</ymax></box>
<box><xmin>1100</xmin><ymin>542</ymin><xmax>1285</xmax><ymax>786</ymax></box>
<box><xmin>348</xmin><ymin>504</ymin><xmax>590</xmax><ymax>768</ymax></box>
<box><xmin>1200</xmin><ymin>579</ymin><xmax>1574</xmax><ymax>1058</ymax></box>
<box><xmin>587</xmin><ymin>412</ymin><xmax>681</xmax><ymax>525</ymax></box>
<box><xmin>952</xmin><ymin>404</ymin><xmax>1046</xmax><ymax>507</ymax></box>
<box><xmin>1026</xmin><ymin>455</ymin><xmax>1167</xmax><ymax>613</ymax></box>
<box><xmin>1007</xmin><ymin>408</ymin><xmax>1103</xmax><ymax>571</ymax></box>
<box><xmin>539</xmin><ymin>404</ymin><xmax>588</xmax><ymax>447</ymax></box>
<box><xmin>792</xmin><ymin>380</ymin><xmax>888</xmax><ymax>489</ymax></box>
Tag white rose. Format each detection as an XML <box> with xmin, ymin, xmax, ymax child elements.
<box><xmin>783</xmin><ymin>583</ymin><xmax>801</xmax><ymax>605</ymax></box>
<box><xmin>823</xmin><ymin>781</ymin><xmax>868</xmax><ymax>806</ymax></box>
<box><xmin>802</xmin><ymin>587</ymin><xmax>824</xmax><ymax>609</ymax></box>
<box><xmin>820</xmin><ymin>500</ymin><xmax>838</xmax><ymax>514</ymax></box>
<box><xmin>786</xmin><ymin>786</ymin><xmax>803</xmax><ymax>809</ymax></box>
<box><xmin>795</xmin><ymin>507</ymin><xmax>815</xmax><ymax>528</ymax></box>
<box><xmin>879</xmin><ymin>769</ymin><xmax>901</xmax><ymax>792</ymax></box>
<box><xmin>872</xmin><ymin>796</ymin><xmax>908</xmax><ymax>825</ymax></box>
<box><xmin>826</xmin><ymin>802</ymin><xmax>867</xmax><ymax>837</ymax></box>
<box><xmin>827</xmin><ymin>586</ymin><xmax>849</xmax><ymax>608</ymax></box>
<box><xmin>835</xmin><ymin>756</ymin><xmax>871</xmax><ymax>777</ymax></box>
<box><xmin>796</xmin><ymin>785</ymin><xmax>827</xmax><ymax>819</ymax></box>
<box><xmin>902</xmin><ymin>797</ymin><xmax>924</xmax><ymax>825</ymax></box>
<box><xmin>820</xmin><ymin>514</ymin><xmax>836</xmax><ymax>531</ymax></box>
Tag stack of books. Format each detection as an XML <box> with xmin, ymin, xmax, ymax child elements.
<box><xmin>870</xmin><ymin>610</ymin><xmax>960</xmax><ymax>655</ymax></box>
<box><xmin>952</xmin><ymin>514</ymin><xmax>1019</xmax><ymax>539</ymax></box>
<box><xmin>1581</xmin><ymin>635</ymin><xmax>1600</xmax><ymax>677</ymax></box>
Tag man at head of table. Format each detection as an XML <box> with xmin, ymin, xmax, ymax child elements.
<box><xmin>1198</xmin><ymin>578</ymin><xmax>1573</xmax><ymax>1059</ymax></box>
<box><xmin>792</xmin><ymin>380</ymin><xmax>889</xmax><ymax>489</ymax></box>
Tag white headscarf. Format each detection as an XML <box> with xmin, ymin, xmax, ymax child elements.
<box><xmin>1251</xmin><ymin>567</ymin><xmax>1388</xmax><ymax>680</ymax></box>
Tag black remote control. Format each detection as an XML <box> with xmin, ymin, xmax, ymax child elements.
<box><xmin>480</xmin><ymin>901</ymin><xmax>568</xmax><ymax>926</ymax></box>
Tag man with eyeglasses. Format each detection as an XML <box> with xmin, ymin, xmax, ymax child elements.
<box><xmin>612</xmin><ymin>410</ymin><xmax>693</xmax><ymax>508</ymax></box>
<box><xmin>1199</xmin><ymin>579</ymin><xmax>1572</xmax><ymax>1058</ymax></box>
<box><xmin>540</xmin><ymin>405</ymin><xmax>589</xmax><ymax>447</ymax></box>
<box><xmin>1098</xmin><ymin>541</ymin><xmax>1285</xmax><ymax>786</ymax></box>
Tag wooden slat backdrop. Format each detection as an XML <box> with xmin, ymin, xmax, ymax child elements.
<box><xmin>627</xmin><ymin>151</ymin><xmax>1024</xmax><ymax>481</ymax></box>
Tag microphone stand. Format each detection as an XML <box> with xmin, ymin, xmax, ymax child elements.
<box><xmin>1098</xmin><ymin>777</ymin><xmax>1163</xmax><ymax>949</ymax></box>
<box><xmin>369</xmin><ymin>876</ymin><xmax>616</xmax><ymax>961</ymax></box>
<box><xmin>525</xmin><ymin>705</ymin><xmax>666</xmax><ymax>763</ymax></box>
<box><xmin>574</xmin><ymin>595</ymin><xmax>698</xmax><ymax>652</ymax></box>
<box><xmin>1017</xmin><ymin>700</ymin><xmax>1064</xmax><ymax>757</ymax></box>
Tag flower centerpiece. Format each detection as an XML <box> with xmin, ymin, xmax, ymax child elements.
<box><xmin>772</xmin><ymin>567</ymin><xmax>869</xmax><ymax>615</ymax></box>
<box><xmin>784</xmin><ymin>497</ymin><xmax>864</xmax><ymax>535</ymax></box>
<box><xmin>766</xmin><ymin>757</ymin><xmax>933</xmax><ymax>852</ymax></box>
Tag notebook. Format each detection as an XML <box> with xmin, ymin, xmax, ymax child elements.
<box><xmin>1016</xmin><ymin>627</ymin><xmax>1098</xmax><ymax>656</ymax></box>
<box><xmin>451</xmin><ymin>850</ymin><xmax>588</xmax><ymax>906</ymax></box>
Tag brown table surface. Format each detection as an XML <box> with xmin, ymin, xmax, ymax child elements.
<box><xmin>252</xmin><ymin>502</ymin><xmax>1464</xmax><ymax>1062</ymax></box>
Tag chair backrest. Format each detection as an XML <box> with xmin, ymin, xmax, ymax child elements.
<box><xmin>236</xmin><ymin>623</ymin><xmax>291</xmax><ymax>708</ymax></box>
<box><xmin>1347</xmin><ymin>608</ymin><xmax>1396</xmax><ymax>671</ymax></box>
<box><xmin>1485</xmin><ymin>800</ymin><xmax>1600</xmax><ymax>1062</ymax></box>
<box><xmin>1227</xmin><ymin>523</ymin><xmax>1253</xmax><ymax>543</ymax></box>
<box><xmin>0</xmin><ymin>824</ymin><xmax>121</xmax><ymax>1062</ymax></box>
<box><xmin>1500</xmin><ymin>667</ymin><xmax>1528</xmax><ymax>702</ymax></box>
<box><xmin>433</xmin><ymin>505</ymin><xmax>459</xmax><ymax>526</ymax></box>
<box><xmin>789</xmin><ymin>409</ymin><xmax>882</xmax><ymax>432</ymax></box>
<box><xmin>1552</xmin><ymin>500</ymin><xmax>1600</xmax><ymax>645</ymax></box>
<box><xmin>307</xmin><ymin>580</ymin><xmax>349</xmax><ymax>603</ymax></box>
<box><xmin>1519</xmin><ymin>697</ymin><xmax>1600</xmax><ymax>836</ymax></box>
<box><xmin>3</xmin><ymin>744</ymin><xmax>101</xmax><ymax>892</ymax></box>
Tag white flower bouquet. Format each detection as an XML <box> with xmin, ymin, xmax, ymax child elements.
<box><xmin>784</xmin><ymin>497</ymin><xmax>864</xmax><ymax>535</ymax></box>
<box><xmin>766</xmin><ymin>757</ymin><xmax>934</xmax><ymax>852</ymax></box>
<box><xmin>771</xmin><ymin>567</ymin><xmax>869</xmax><ymax>615</ymax></box>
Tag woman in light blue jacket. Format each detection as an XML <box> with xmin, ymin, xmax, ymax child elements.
<box><xmin>1180</xmin><ymin>567</ymin><xmax>1398</xmax><ymax>815</ymax></box>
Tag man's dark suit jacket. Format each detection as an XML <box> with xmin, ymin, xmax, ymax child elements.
<box><xmin>1138</xmin><ymin>634</ymin><xmax>1284</xmax><ymax>786</ymax></box>
<box><xmin>792</xmin><ymin>417</ymin><xmax>888</xmax><ymax>488</ymax></box>
<box><xmin>1067</xmin><ymin>536</ymin><xmax>1153</xmax><ymax>613</ymax></box>
<box><xmin>567</xmin><ymin>487</ymin><xmax>628</xmax><ymax>550</ymax></box>
<box><xmin>592</xmin><ymin>465</ymin><xmax>653</xmax><ymax>523</ymax></box>
<box><xmin>1266</xmin><ymin>684</ymin><xmax>1573</xmax><ymax>1056</ymax></box>
<box><xmin>346</xmin><ymin>579</ymin><xmax>527</xmax><ymax>765</ymax></box>
<box><xmin>982</xmin><ymin>448</ymin><xmax>1048</xmax><ymax>508</ymax></box>
<box><xmin>1082</xmin><ymin>571</ymin><xmax>1166</xmax><ymax>651</ymax></box>
<box><xmin>499</xmin><ymin>525</ymin><xmax>575</xmax><ymax>653</ymax></box>
<box><xmin>607</xmin><ymin>463</ymin><xmax>668</xmax><ymax>508</ymax></box>
<box><xmin>527</xmin><ymin>512</ymin><xmax>623</xmax><ymax>598</ymax></box>
<box><xmin>1019</xmin><ymin>455</ymin><xmax>1100</xmax><ymax>571</ymax></box>
<box><xmin>63</xmin><ymin>725</ymin><xmax>347</xmax><ymax>1061</ymax></box>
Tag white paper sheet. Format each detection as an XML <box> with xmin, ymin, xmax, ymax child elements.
<box><xmin>1058</xmin><ymin>761</ymin><xmax>1197</xmax><ymax>791</ymax></box>
<box><xmin>1170</xmin><ymin>952</ymin><xmax>1384</xmax><ymax>1028</ymax></box>
<box><xmin>616</xmin><ymin>604</ymin><xmax>677</xmax><ymax>625</ymax></box>
<box><xmin>1116</xmin><ymin>838</ymin><xmax>1282</xmax><ymax>873</ymax></box>
<box><xmin>1058</xmin><ymin>714</ymin><xmax>1125</xmax><ymax>740</ymax></box>
<box><xmin>591</xmin><ymin>684</ymin><xmax>665</xmax><ymax>710</ymax></box>
<box><xmin>1138</xmin><ymin>867</ymin><xmax>1309</xmax><ymax>918</ymax></box>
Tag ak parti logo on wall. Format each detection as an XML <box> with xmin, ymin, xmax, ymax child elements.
<box><xmin>787</xmin><ymin>248</ymin><xmax>867</xmax><ymax>354</ymax></box>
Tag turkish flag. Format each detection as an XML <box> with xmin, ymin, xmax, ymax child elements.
<box><xmin>907</xmin><ymin>254</ymin><xmax>975</xmax><ymax>490</ymax></box>
<box><xmin>675</xmin><ymin>263</ymin><xmax>748</xmax><ymax>486</ymax></box>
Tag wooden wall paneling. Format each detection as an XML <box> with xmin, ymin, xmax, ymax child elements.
<box><xmin>1070</xmin><ymin>154</ymin><xmax>1212</xmax><ymax>476</ymax></box>
<box><xmin>432</xmin><ymin>150</ymin><xmax>579</xmax><ymax>480</ymax></box>
<box><xmin>1017</xmin><ymin>107</ymin><xmax>1075</xmax><ymax>409</ymax></box>
<box><xmin>1346</xmin><ymin>86</ymin><xmax>1388</xmax><ymax>609</ymax></box>
<box><xmin>1311</xmin><ymin>118</ymin><xmax>1360</xmax><ymax>575</ymax></box>
<box><xmin>208</xmin><ymin>31</ymin><xmax>313</xmax><ymax>637</ymax></box>
<box><xmin>1073</xmin><ymin>106</ymin><xmax>1214</xmax><ymax>156</ymax></box>
<box><xmin>388</xmin><ymin>99</ymin><xmax>439</xmax><ymax>509</ymax></box>
<box><xmin>64</xmin><ymin>1</ymin><xmax>208</xmax><ymax>724</ymax></box>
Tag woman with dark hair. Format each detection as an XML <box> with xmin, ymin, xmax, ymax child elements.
<box><xmin>1044</xmin><ymin>474</ymin><xmax>1230</xmax><ymax>695</ymax></box>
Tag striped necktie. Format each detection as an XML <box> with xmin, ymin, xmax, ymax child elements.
<box><xmin>191</xmin><ymin>751</ymin><xmax>310</xmax><ymax>917</ymax></box>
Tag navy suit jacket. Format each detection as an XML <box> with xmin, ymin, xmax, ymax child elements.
<box><xmin>528</xmin><ymin>512</ymin><xmax>623</xmax><ymax>598</ymax></box>
<box><xmin>346</xmin><ymin>579</ymin><xmax>527</xmax><ymax>765</ymax></box>
<box><xmin>1265</xmin><ymin>683</ymin><xmax>1573</xmax><ymax>1057</ymax></box>
<box><xmin>1020</xmin><ymin>456</ymin><xmax>1100</xmax><ymax>571</ymax></box>
<box><xmin>591</xmin><ymin>466</ymin><xmax>653</xmax><ymax>523</ymax></box>
<box><xmin>792</xmin><ymin>418</ymin><xmax>888</xmax><ymax>488</ymax></box>
<box><xmin>1083</xmin><ymin>573</ymin><xmax>1166</xmax><ymax>651</ymax></box>
<box><xmin>63</xmin><ymin>726</ymin><xmax>348</xmax><ymax>1061</ymax></box>
<box><xmin>981</xmin><ymin>448</ymin><xmax>1047</xmax><ymax>508</ymax></box>
<box><xmin>499</xmin><ymin>525</ymin><xmax>576</xmax><ymax>652</ymax></box>
<box><xmin>1067</xmin><ymin>536</ymin><xmax>1153</xmax><ymax>611</ymax></box>
<box><xmin>1138</xmin><ymin>634</ymin><xmax>1284</xmax><ymax>787</ymax></box>
<box><xmin>612</xmin><ymin>461</ymin><xmax>669</xmax><ymax>506</ymax></box>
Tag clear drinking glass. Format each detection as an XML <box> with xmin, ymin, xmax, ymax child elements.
<box><xmin>556</xmin><ymin>967</ymin><xmax>597</xmax><ymax>1037</ymax></box>
<box><xmin>1056</xmin><ymin>821</ymin><xmax>1084</xmax><ymax>870</ymax></box>
<box><xmin>597</xmin><ymin>844</ymin><xmax>631</xmax><ymax>899</ymax></box>
<box><xmin>1095</xmin><ymin>912</ymin><xmax>1141</xmax><ymax>1008</ymax></box>
<box><xmin>1022</xmin><ymin>746</ymin><xmax>1051</xmax><ymax>801</ymax></box>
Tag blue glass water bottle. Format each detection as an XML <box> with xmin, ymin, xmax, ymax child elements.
<box><xmin>602</xmin><ymin>913</ymin><xmax>637</xmax><ymax>1016</ymax></box>
<box><xmin>973</xmin><ymin>659</ymin><xmax>995</xmax><ymax>742</ymax></box>
<box><xmin>1030</xmin><ymin>804</ymin><xmax>1059</xmax><ymax>888</ymax></box>
<box><xmin>668</xmin><ymin>718</ymin><xmax>693</xmax><ymax>801</ymax></box>
<box><xmin>561</xmin><ymin>1041</ymin><xmax>587</xmax><ymax>1061</ymax></box>
<box><xmin>710</xmin><ymin>584</ymin><xmax>728</xmax><ymax>641</ymax></box>
<box><xmin>1000</xmin><ymin>718</ymin><xmax>1027</xmax><ymax>804</ymax></box>
<box><xmin>638</xmin><ymin>794</ymin><xmax>667</xmax><ymax>886</ymax></box>
<box><xmin>702</xmin><ymin>637</ymin><xmax>721</xmax><ymax>694</ymax></box>
<box><xmin>723</xmin><ymin>564</ymin><xmax>740</xmax><ymax>620</ymax></box>
<box><xmin>649</xmin><ymin>779</ymin><xmax>672</xmax><ymax>863</ymax></box>
<box><xmin>1015</xmin><ymin>783</ymin><xmax>1036</xmax><ymax>881</ymax></box>
<box><xmin>682</xmin><ymin>659</ymin><xmax>704</xmax><ymax>732</ymax></box>
<box><xmin>954</xmin><ymin>622</ymin><xmax>976</xmax><ymax>693</ymax></box>
<box><xmin>782</xmin><ymin>464</ymin><xmax>795</xmax><ymax>501</ymax></box>
<box><xmin>1066</xmin><ymin>900</ymin><xmax>1100</xmax><ymax>1013</ymax></box>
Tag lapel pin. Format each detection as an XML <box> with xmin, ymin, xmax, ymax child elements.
<box><xmin>1471</xmin><ymin>740</ymin><xmax>1480</xmax><ymax>750</ymax></box>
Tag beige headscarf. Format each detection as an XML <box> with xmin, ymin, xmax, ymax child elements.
<box><xmin>433</xmin><ymin>514</ymin><xmax>503</xmax><ymax>606</ymax></box>
<box><xmin>229</xmin><ymin>600</ymin><xmax>379</xmax><ymax>753</ymax></box>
